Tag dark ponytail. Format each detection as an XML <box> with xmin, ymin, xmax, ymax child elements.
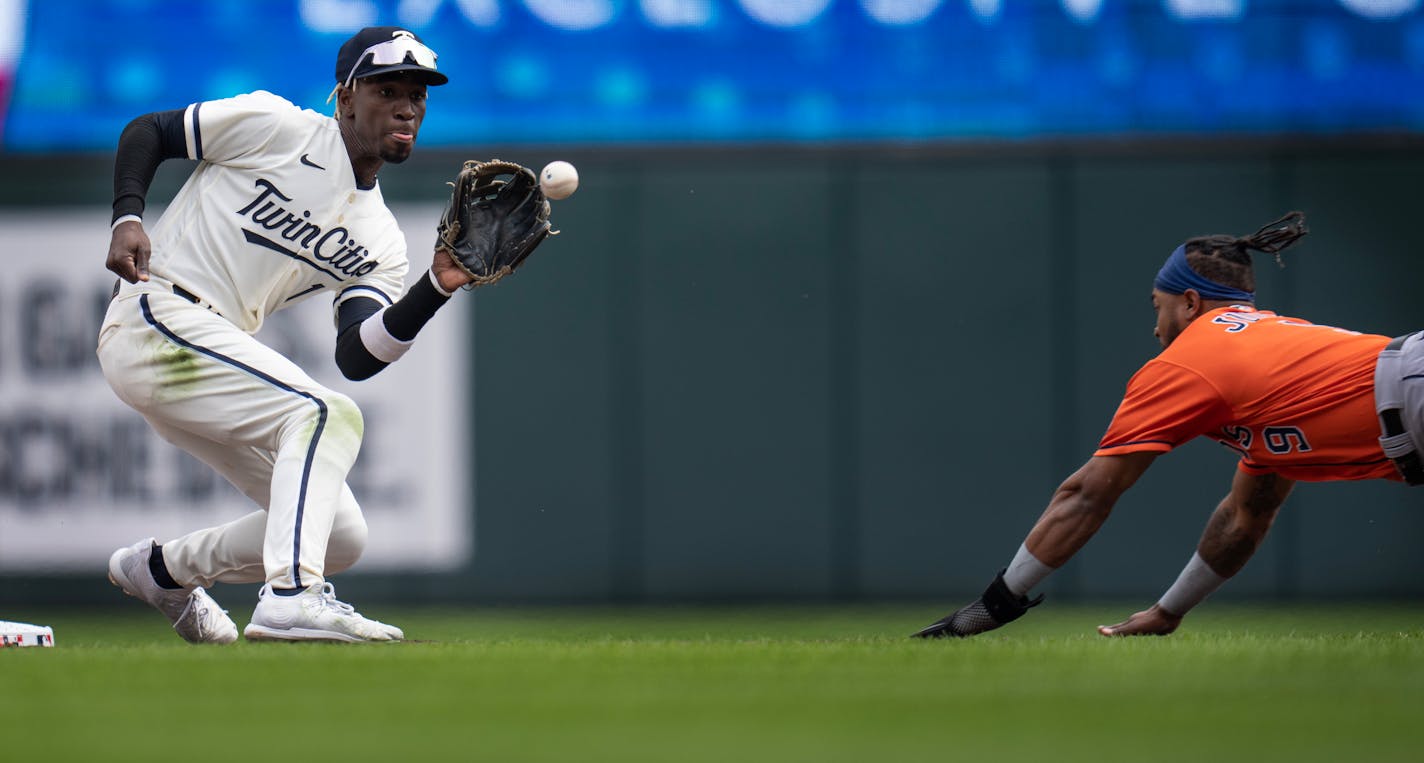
<box><xmin>1182</xmin><ymin>211</ymin><xmax>1309</xmax><ymax>293</ymax></box>
<box><xmin>1240</xmin><ymin>210</ymin><xmax>1309</xmax><ymax>262</ymax></box>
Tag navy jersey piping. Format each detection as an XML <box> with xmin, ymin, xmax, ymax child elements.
<box><xmin>190</xmin><ymin>102</ymin><xmax>203</xmax><ymax>161</ymax></box>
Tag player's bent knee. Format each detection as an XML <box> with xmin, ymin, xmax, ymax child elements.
<box><xmin>321</xmin><ymin>392</ymin><xmax>365</xmax><ymax>439</ymax></box>
<box><xmin>284</xmin><ymin>391</ymin><xmax>366</xmax><ymax>458</ymax></box>
<box><xmin>281</xmin><ymin>390</ymin><xmax>364</xmax><ymax>446</ymax></box>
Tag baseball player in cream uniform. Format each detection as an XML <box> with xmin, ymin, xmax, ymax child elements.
<box><xmin>100</xmin><ymin>27</ymin><xmax>473</xmax><ymax>643</ymax></box>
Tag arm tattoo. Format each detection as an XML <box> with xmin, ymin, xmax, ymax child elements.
<box><xmin>1199</xmin><ymin>474</ymin><xmax>1290</xmax><ymax>577</ymax></box>
<box><xmin>1201</xmin><ymin>507</ymin><xmax>1256</xmax><ymax>574</ymax></box>
<box><xmin>1242</xmin><ymin>473</ymin><xmax>1289</xmax><ymax>518</ymax></box>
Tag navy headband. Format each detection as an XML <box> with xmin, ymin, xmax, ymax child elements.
<box><xmin>1153</xmin><ymin>245</ymin><xmax>1255</xmax><ymax>303</ymax></box>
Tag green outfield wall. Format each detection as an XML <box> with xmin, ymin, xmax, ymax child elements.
<box><xmin>2</xmin><ymin>140</ymin><xmax>1421</xmax><ymax>605</ymax></box>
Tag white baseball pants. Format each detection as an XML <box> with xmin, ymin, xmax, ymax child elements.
<box><xmin>97</xmin><ymin>284</ymin><xmax>367</xmax><ymax>589</ymax></box>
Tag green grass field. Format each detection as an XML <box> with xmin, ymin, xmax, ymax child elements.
<box><xmin>4</xmin><ymin>603</ymin><xmax>1423</xmax><ymax>762</ymax></box>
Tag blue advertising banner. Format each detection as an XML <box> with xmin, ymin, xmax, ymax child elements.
<box><xmin>2</xmin><ymin>0</ymin><xmax>1423</xmax><ymax>150</ymax></box>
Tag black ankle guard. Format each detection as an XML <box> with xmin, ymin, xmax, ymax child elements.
<box><xmin>980</xmin><ymin>569</ymin><xmax>1045</xmax><ymax>625</ymax></box>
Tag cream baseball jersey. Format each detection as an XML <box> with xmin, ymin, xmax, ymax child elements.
<box><xmin>145</xmin><ymin>90</ymin><xmax>408</xmax><ymax>333</ymax></box>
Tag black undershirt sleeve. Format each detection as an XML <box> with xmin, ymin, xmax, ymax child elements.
<box><xmin>333</xmin><ymin>274</ymin><xmax>454</xmax><ymax>381</ymax></box>
<box><xmin>335</xmin><ymin>297</ymin><xmax>385</xmax><ymax>381</ymax></box>
<box><xmin>112</xmin><ymin>109</ymin><xmax>189</xmax><ymax>224</ymax></box>
<box><xmin>381</xmin><ymin>271</ymin><xmax>452</xmax><ymax>340</ymax></box>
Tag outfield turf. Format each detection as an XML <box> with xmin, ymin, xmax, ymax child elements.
<box><xmin>4</xmin><ymin>603</ymin><xmax>1422</xmax><ymax>762</ymax></box>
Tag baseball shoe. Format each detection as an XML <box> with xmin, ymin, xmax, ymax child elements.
<box><xmin>107</xmin><ymin>538</ymin><xmax>238</xmax><ymax>645</ymax></box>
<box><xmin>244</xmin><ymin>582</ymin><xmax>404</xmax><ymax>643</ymax></box>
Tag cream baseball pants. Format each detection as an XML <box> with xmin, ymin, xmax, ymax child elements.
<box><xmin>97</xmin><ymin>284</ymin><xmax>367</xmax><ymax>589</ymax></box>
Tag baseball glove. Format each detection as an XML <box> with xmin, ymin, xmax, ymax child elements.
<box><xmin>436</xmin><ymin>159</ymin><xmax>553</xmax><ymax>287</ymax></box>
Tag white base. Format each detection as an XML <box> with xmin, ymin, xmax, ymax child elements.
<box><xmin>0</xmin><ymin>620</ymin><xmax>55</xmax><ymax>647</ymax></box>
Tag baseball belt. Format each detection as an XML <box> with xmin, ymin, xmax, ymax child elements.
<box><xmin>109</xmin><ymin>277</ymin><xmax>221</xmax><ymax>318</ymax></box>
<box><xmin>171</xmin><ymin>283</ymin><xmax>210</xmax><ymax>310</ymax></box>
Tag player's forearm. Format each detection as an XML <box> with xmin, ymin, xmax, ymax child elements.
<box><xmin>1023</xmin><ymin>480</ymin><xmax>1117</xmax><ymax>568</ymax></box>
<box><xmin>112</xmin><ymin>109</ymin><xmax>188</xmax><ymax>225</ymax></box>
<box><xmin>1155</xmin><ymin>502</ymin><xmax>1243</xmax><ymax>617</ymax></box>
<box><xmin>1158</xmin><ymin>476</ymin><xmax>1288</xmax><ymax>617</ymax></box>
<box><xmin>335</xmin><ymin>270</ymin><xmax>454</xmax><ymax>380</ymax></box>
<box><xmin>1023</xmin><ymin>453</ymin><xmax>1154</xmax><ymax>567</ymax></box>
<box><xmin>381</xmin><ymin>269</ymin><xmax>454</xmax><ymax>339</ymax></box>
<box><xmin>999</xmin><ymin>477</ymin><xmax>1119</xmax><ymax>600</ymax></box>
<box><xmin>1195</xmin><ymin>499</ymin><xmax>1276</xmax><ymax>578</ymax></box>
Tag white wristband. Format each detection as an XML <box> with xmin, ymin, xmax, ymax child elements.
<box><xmin>111</xmin><ymin>214</ymin><xmax>142</xmax><ymax>231</ymax></box>
<box><xmin>427</xmin><ymin>268</ymin><xmax>454</xmax><ymax>298</ymax></box>
<box><xmin>1002</xmin><ymin>543</ymin><xmax>1055</xmax><ymax>597</ymax></box>
<box><xmin>1157</xmin><ymin>552</ymin><xmax>1228</xmax><ymax>617</ymax></box>
<box><xmin>358</xmin><ymin>308</ymin><xmax>414</xmax><ymax>363</ymax></box>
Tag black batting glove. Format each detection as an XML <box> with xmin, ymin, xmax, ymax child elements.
<box><xmin>912</xmin><ymin>569</ymin><xmax>1044</xmax><ymax>639</ymax></box>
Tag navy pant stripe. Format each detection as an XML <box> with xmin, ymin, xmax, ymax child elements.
<box><xmin>139</xmin><ymin>294</ymin><xmax>327</xmax><ymax>588</ymax></box>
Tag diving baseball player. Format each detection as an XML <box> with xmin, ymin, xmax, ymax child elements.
<box><xmin>913</xmin><ymin>212</ymin><xmax>1424</xmax><ymax>640</ymax></box>
<box><xmin>99</xmin><ymin>27</ymin><xmax>550</xmax><ymax>643</ymax></box>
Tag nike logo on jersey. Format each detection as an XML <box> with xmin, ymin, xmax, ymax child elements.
<box><xmin>299</xmin><ymin>154</ymin><xmax>325</xmax><ymax>170</ymax></box>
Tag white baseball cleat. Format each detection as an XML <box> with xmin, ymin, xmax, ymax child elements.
<box><xmin>108</xmin><ymin>538</ymin><xmax>239</xmax><ymax>645</ymax></box>
<box><xmin>244</xmin><ymin>582</ymin><xmax>404</xmax><ymax>643</ymax></box>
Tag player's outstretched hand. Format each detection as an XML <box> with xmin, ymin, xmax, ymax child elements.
<box><xmin>1097</xmin><ymin>604</ymin><xmax>1183</xmax><ymax>637</ymax></box>
<box><xmin>107</xmin><ymin>219</ymin><xmax>151</xmax><ymax>283</ymax></box>
<box><xmin>912</xmin><ymin>570</ymin><xmax>1043</xmax><ymax>639</ymax></box>
<box><xmin>431</xmin><ymin>246</ymin><xmax>476</xmax><ymax>292</ymax></box>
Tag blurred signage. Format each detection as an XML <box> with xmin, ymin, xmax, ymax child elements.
<box><xmin>2</xmin><ymin>0</ymin><xmax>1424</xmax><ymax>149</ymax></box>
<box><xmin>299</xmin><ymin>0</ymin><xmax>1422</xmax><ymax>28</ymax></box>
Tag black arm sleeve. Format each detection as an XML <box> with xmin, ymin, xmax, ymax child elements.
<box><xmin>381</xmin><ymin>270</ymin><xmax>452</xmax><ymax>340</ymax></box>
<box><xmin>335</xmin><ymin>296</ymin><xmax>385</xmax><ymax>381</ymax></box>
<box><xmin>333</xmin><ymin>273</ymin><xmax>454</xmax><ymax>381</ymax></box>
<box><xmin>112</xmin><ymin>109</ymin><xmax>189</xmax><ymax>224</ymax></box>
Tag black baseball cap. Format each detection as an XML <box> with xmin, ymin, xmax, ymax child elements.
<box><xmin>335</xmin><ymin>26</ymin><xmax>448</xmax><ymax>87</ymax></box>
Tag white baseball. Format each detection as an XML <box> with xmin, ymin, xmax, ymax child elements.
<box><xmin>540</xmin><ymin>160</ymin><xmax>579</xmax><ymax>200</ymax></box>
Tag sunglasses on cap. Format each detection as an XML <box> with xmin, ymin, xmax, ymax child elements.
<box><xmin>343</xmin><ymin>36</ymin><xmax>439</xmax><ymax>88</ymax></box>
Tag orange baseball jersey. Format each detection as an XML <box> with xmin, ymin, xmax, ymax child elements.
<box><xmin>1095</xmin><ymin>306</ymin><xmax>1396</xmax><ymax>482</ymax></box>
